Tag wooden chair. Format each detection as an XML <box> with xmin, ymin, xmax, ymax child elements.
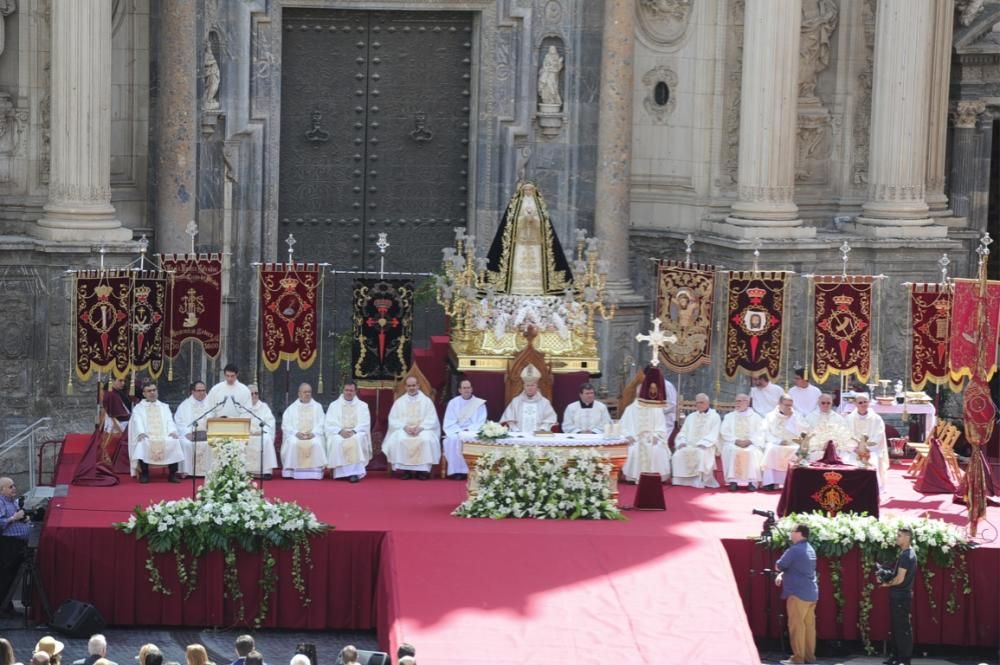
<box><xmin>907</xmin><ymin>420</ymin><xmax>961</xmax><ymax>479</ymax></box>
<box><xmin>504</xmin><ymin>333</ymin><xmax>554</xmax><ymax>406</ymax></box>
<box><xmin>388</xmin><ymin>361</ymin><xmax>439</xmax><ymax>476</ymax></box>
<box><xmin>618</xmin><ymin>369</ymin><xmax>645</xmax><ymax>416</ymax></box>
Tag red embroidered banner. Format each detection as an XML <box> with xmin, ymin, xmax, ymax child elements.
<box><xmin>129</xmin><ymin>271</ymin><xmax>168</xmax><ymax>379</ymax></box>
<box><xmin>259</xmin><ymin>263</ymin><xmax>321</xmax><ymax>371</ymax></box>
<box><xmin>948</xmin><ymin>278</ymin><xmax>1000</xmax><ymax>384</ymax></box>
<box><xmin>74</xmin><ymin>270</ymin><xmax>132</xmax><ymax>380</ymax></box>
<box><xmin>909</xmin><ymin>283</ymin><xmax>951</xmax><ymax>391</ymax></box>
<box><xmin>812</xmin><ymin>276</ymin><xmax>874</xmax><ymax>384</ymax></box>
<box><xmin>656</xmin><ymin>260</ymin><xmax>715</xmax><ymax>374</ymax></box>
<box><xmin>158</xmin><ymin>254</ymin><xmax>223</xmax><ymax>358</ymax></box>
<box><xmin>724</xmin><ymin>271</ymin><xmax>788</xmax><ymax>380</ymax></box>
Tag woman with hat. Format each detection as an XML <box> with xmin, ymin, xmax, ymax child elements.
<box><xmin>34</xmin><ymin>638</ymin><xmax>63</xmax><ymax>665</ymax></box>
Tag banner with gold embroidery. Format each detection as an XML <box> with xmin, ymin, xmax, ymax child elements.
<box><xmin>128</xmin><ymin>271</ymin><xmax>168</xmax><ymax>379</ymax></box>
<box><xmin>948</xmin><ymin>278</ymin><xmax>1000</xmax><ymax>384</ymax></box>
<box><xmin>656</xmin><ymin>260</ymin><xmax>715</xmax><ymax>374</ymax></box>
<box><xmin>352</xmin><ymin>279</ymin><xmax>414</xmax><ymax>381</ymax></box>
<box><xmin>909</xmin><ymin>283</ymin><xmax>952</xmax><ymax>391</ymax></box>
<box><xmin>74</xmin><ymin>270</ymin><xmax>132</xmax><ymax>380</ymax></box>
<box><xmin>259</xmin><ymin>263</ymin><xmax>321</xmax><ymax>371</ymax></box>
<box><xmin>158</xmin><ymin>254</ymin><xmax>223</xmax><ymax>358</ymax></box>
<box><xmin>812</xmin><ymin>276</ymin><xmax>874</xmax><ymax>384</ymax></box>
<box><xmin>724</xmin><ymin>271</ymin><xmax>788</xmax><ymax>379</ymax></box>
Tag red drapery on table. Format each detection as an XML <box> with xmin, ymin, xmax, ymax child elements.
<box><xmin>776</xmin><ymin>465</ymin><xmax>880</xmax><ymax>517</ymax></box>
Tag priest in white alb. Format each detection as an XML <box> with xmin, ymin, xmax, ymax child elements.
<box><xmin>128</xmin><ymin>382</ymin><xmax>184</xmax><ymax>483</ymax></box>
<box><xmin>500</xmin><ymin>364</ymin><xmax>557</xmax><ymax>433</ymax></box>
<box><xmin>245</xmin><ymin>384</ymin><xmax>278</xmax><ymax>478</ymax></box>
<box><xmin>845</xmin><ymin>393</ymin><xmax>888</xmax><ymax>489</ymax></box>
<box><xmin>384</xmin><ymin>376</ymin><xmax>441</xmax><ymax>480</ymax></box>
<box><xmin>720</xmin><ymin>393</ymin><xmax>766</xmax><ymax>491</ymax></box>
<box><xmin>671</xmin><ymin>393</ymin><xmax>721</xmax><ymax>488</ymax></box>
<box><xmin>324</xmin><ymin>381</ymin><xmax>372</xmax><ymax>483</ymax></box>
<box><xmin>173</xmin><ymin>380</ymin><xmax>211</xmax><ymax>477</ymax></box>
<box><xmin>619</xmin><ymin>367</ymin><xmax>671</xmax><ymax>482</ymax></box>
<box><xmin>561</xmin><ymin>381</ymin><xmax>611</xmax><ymax>434</ymax></box>
<box><xmin>280</xmin><ymin>383</ymin><xmax>327</xmax><ymax>480</ymax></box>
<box><xmin>789</xmin><ymin>367</ymin><xmax>822</xmax><ymax>416</ymax></box>
<box><xmin>206</xmin><ymin>363</ymin><xmax>253</xmax><ymax>418</ymax></box>
<box><xmin>761</xmin><ymin>394</ymin><xmax>809</xmax><ymax>490</ymax></box>
<box><xmin>805</xmin><ymin>393</ymin><xmax>850</xmax><ymax>462</ymax></box>
<box><xmin>442</xmin><ymin>378</ymin><xmax>487</xmax><ymax>480</ymax></box>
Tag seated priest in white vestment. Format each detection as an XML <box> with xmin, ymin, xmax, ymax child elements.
<box><xmin>789</xmin><ymin>367</ymin><xmax>822</xmax><ymax>416</ymax></box>
<box><xmin>324</xmin><ymin>381</ymin><xmax>372</xmax><ymax>483</ymax></box>
<box><xmin>245</xmin><ymin>384</ymin><xmax>278</xmax><ymax>478</ymax></box>
<box><xmin>761</xmin><ymin>394</ymin><xmax>809</xmax><ymax>490</ymax></box>
<box><xmin>500</xmin><ymin>365</ymin><xmax>557</xmax><ymax>433</ymax></box>
<box><xmin>280</xmin><ymin>383</ymin><xmax>327</xmax><ymax>480</ymax></box>
<box><xmin>619</xmin><ymin>367</ymin><xmax>672</xmax><ymax>482</ymax></box>
<box><xmin>845</xmin><ymin>393</ymin><xmax>888</xmax><ymax>490</ymax></box>
<box><xmin>384</xmin><ymin>376</ymin><xmax>442</xmax><ymax>480</ymax></box>
<box><xmin>442</xmin><ymin>378</ymin><xmax>487</xmax><ymax>479</ymax></box>
<box><xmin>805</xmin><ymin>393</ymin><xmax>851</xmax><ymax>462</ymax></box>
<box><xmin>751</xmin><ymin>374</ymin><xmax>784</xmax><ymax>417</ymax></box>
<box><xmin>720</xmin><ymin>393</ymin><xmax>766</xmax><ymax>491</ymax></box>
<box><xmin>173</xmin><ymin>380</ymin><xmax>210</xmax><ymax>477</ymax></box>
<box><xmin>671</xmin><ymin>393</ymin><xmax>721</xmax><ymax>488</ymax></box>
<box><xmin>128</xmin><ymin>382</ymin><xmax>184</xmax><ymax>484</ymax></box>
<box><xmin>561</xmin><ymin>382</ymin><xmax>611</xmax><ymax>434</ymax></box>
<box><xmin>207</xmin><ymin>363</ymin><xmax>253</xmax><ymax>418</ymax></box>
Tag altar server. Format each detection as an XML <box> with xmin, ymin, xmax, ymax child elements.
<box><xmin>720</xmin><ymin>394</ymin><xmax>766</xmax><ymax>491</ymax></box>
<box><xmin>280</xmin><ymin>383</ymin><xmax>327</xmax><ymax>480</ymax></box>
<box><xmin>173</xmin><ymin>380</ymin><xmax>211</xmax><ymax>476</ymax></box>
<box><xmin>207</xmin><ymin>363</ymin><xmax>252</xmax><ymax>418</ymax></box>
<box><xmin>442</xmin><ymin>379</ymin><xmax>487</xmax><ymax>479</ymax></box>
<box><xmin>500</xmin><ymin>364</ymin><xmax>557</xmax><ymax>433</ymax></box>
<box><xmin>761</xmin><ymin>394</ymin><xmax>809</xmax><ymax>490</ymax></box>
<box><xmin>246</xmin><ymin>384</ymin><xmax>278</xmax><ymax>478</ymax></box>
<box><xmin>671</xmin><ymin>393</ymin><xmax>721</xmax><ymax>488</ymax></box>
<box><xmin>561</xmin><ymin>382</ymin><xmax>611</xmax><ymax>434</ymax></box>
<box><xmin>845</xmin><ymin>393</ymin><xmax>888</xmax><ymax>489</ymax></box>
<box><xmin>805</xmin><ymin>393</ymin><xmax>850</xmax><ymax>462</ymax></box>
<box><xmin>751</xmin><ymin>374</ymin><xmax>784</xmax><ymax>417</ymax></box>
<box><xmin>789</xmin><ymin>367</ymin><xmax>822</xmax><ymax>416</ymax></box>
<box><xmin>619</xmin><ymin>366</ymin><xmax>671</xmax><ymax>482</ymax></box>
<box><xmin>384</xmin><ymin>376</ymin><xmax>441</xmax><ymax>480</ymax></box>
<box><xmin>324</xmin><ymin>381</ymin><xmax>372</xmax><ymax>483</ymax></box>
<box><xmin>128</xmin><ymin>382</ymin><xmax>184</xmax><ymax>483</ymax></box>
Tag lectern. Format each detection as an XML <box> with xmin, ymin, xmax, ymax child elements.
<box><xmin>194</xmin><ymin>417</ymin><xmax>251</xmax><ymax>476</ymax></box>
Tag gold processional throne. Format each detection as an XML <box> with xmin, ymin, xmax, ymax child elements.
<box><xmin>196</xmin><ymin>417</ymin><xmax>251</xmax><ymax>476</ymax></box>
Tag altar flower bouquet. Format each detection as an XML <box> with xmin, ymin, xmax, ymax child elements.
<box><xmin>471</xmin><ymin>295</ymin><xmax>586</xmax><ymax>340</ymax></box>
<box><xmin>477</xmin><ymin>420</ymin><xmax>509</xmax><ymax>441</ymax></box>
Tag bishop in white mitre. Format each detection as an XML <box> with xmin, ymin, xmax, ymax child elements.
<box><xmin>324</xmin><ymin>381</ymin><xmax>372</xmax><ymax>483</ymax></box>
<box><xmin>619</xmin><ymin>366</ymin><xmax>672</xmax><ymax>482</ymax></box>
<box><xmin>561</xmin><ymin>381</ymin><xmax>611</xmax><ymax>434</ymax></box>
<box><xmin>128</xmin><ymin>382</ymin><xmax>184</xmax><ymax>483</ymax></box>
<box><xmin>805</xmin><ymin>393</ymin><xmax>850</xmax><ymax>462</ymax></box>
<box><xmin>173</xmin><ymin>380</ymin><xmax>210</xmax><ymax>477</ymax></box>
<box><xmin>844</xmin><ymin>393</ymin><xmax>888</xmax><ymax>490</ymax></box>
<box><xmin>671</xmin><ymin>393</ymin><xmax>721</xmax><ymax>488</ymax></box>
<box><xmin>442</xmin><ymin>378</ymin><xmax>487</xmax><ymax>479</ymax></box>
<box><xmin>206</xmin><ymin>363</ymin><xmax>253</xmax><ymax>418</ymax></box>
<box><xmin>720</xmin><ymin>393</ymin><xmax>766</xmax><ymax>491</ymax></box>
<box><xmin>500</xmin><ymin>364</ymin><xmax>557</xmax><ymax>433</ymax></box>
<box><xmin>761</xmin><ymin>394</ymin><xmax>809</xmax><ymax>489</ymax></box>
<box><xmin>245</xmin><ymin>384</ymin><xmax>278</xmax><ymax>478</ymax></box>
<box><xmin>384</xmin><ymin>376</ymin><xmax>441</xmax><ymax>480</ymax></box>
<box><xmin>280</xmin><ymin>383</ymin><xmax>327</xmax><ymax>480</ymax></box>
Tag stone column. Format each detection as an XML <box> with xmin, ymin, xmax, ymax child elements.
<box><xmin>153</xmin><ymin>1</ymin><xmax>198</xmax><ymax>253</ymax></box>
<box><xmin>947</xmin><ymin>100</ymin><xmax>986</xmax><ymax>222</ymax></box>
<box><xmin>33</xmin><ymin>0</ymin><xmax>131</xmax><ymax>242</ymax></box>
<box><xmin>855</xmin><ymin>0</ymin><xmax>945</xmax><ymax>237</ymax></box>
<box><xmin>723</xmin><ymin>0</ymin><xmax>813</xmax><ymax>239</ymax></box>
<box><xmin>925</xmin><ymin>0</ymin><xmax>955</xmax><ymax>215</ymax></box>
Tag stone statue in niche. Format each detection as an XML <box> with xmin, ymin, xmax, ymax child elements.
<box><xmin>798</xmin><ymin>0</ymin><xmax>838</xmax><ymax>104</ymax></box>
<box><xmin>203</xmin><ymin>42</ymin><xmax>221</xmax><ymax>111</ymax></box>
<box><xmin>0</xmin><ymin>0</ymin><xmax>16</xmax><ymax>59</ymax></box>
<box><xmin>537</xmin><ymin>45</ymin><xmax>563</xmax><ymax>110</ymax></box>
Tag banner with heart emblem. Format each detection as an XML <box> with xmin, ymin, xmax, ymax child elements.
<box><xmin>128</xmin><ymin>270</ymin><xmax>169</xmax><ymax>379</ymax></box>
<box><xmin>352</xmin><ymin>279</ymin><xmax>414</xmax><ymax>381</ymax></box>
<box><xmin>655</xmin><ymin>260</ymin><xmax>715</xmax><ymax>374</ymax></box>
<box><xmin>908</xmin><ymin>283</ymin><xmax>952</xmax><ymax>391</ymax></box>
<box><xmin>811</xmin><ymin>276</ymin><xmax>875</xmax><ymax>384</ymax></box>
<box><xmin>74</xmin><ymin>270</ymin><xmax>133</xmax><ymax>380</ymax></box>
<box><xmin>723</xmin><ymin>271</ymin><xmax>789</xmax><ymax>379</ymax></box>
<box><xmin>158</xmin><ymin>254</ymin><xmax>223</xmax><ymax>358</ymax></box>
<box><xmin>259</xmin><ymin>263</ymin><xmax>322</xmax><ymax>371</ymax></box>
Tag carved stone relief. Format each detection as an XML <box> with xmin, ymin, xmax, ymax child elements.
<box><xmin>636</xmin><ymin>0</ymin><xmax>694</xmax><ymax>46</ymax></box>
<box><xmin>641</xmin><ymin>65</ymin><xmax>678</xmax><ymax>124</ymax></box>
<box><xmin>852</xmin><ymin>0</ymin><xmax>876</xmax><ymax>188</ymax></box>
<box><xmin>0</xmin><ymin>0</ymin><xmax>15</xmax><ymax>58</ymax></box>
<box><xmin>956</xmin><ymin>0</ymin><xmax>986</xmax><ymax>27</ymax></box>
<box><xmin>795</xmin><ymin>0</ymin><xmax>838</xmax><ymax>184</ymax></box>
<box><xmin>0</xmin><ymin>91</ymin><xmax>28</xmax><ymax>184</ymax></box>
<box><xmin>720</xmin><ymin>0</ymin><xmax>744</xmax><ymax>187</ymax></box>
<box><xmin>950</xmin><ymin>99</ymin><xmax>987</xmax><ymax>128</ymax></box>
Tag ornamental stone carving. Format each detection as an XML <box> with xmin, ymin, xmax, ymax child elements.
<box><xmin>0</xmin><ymin>0</ymin><xmax>15</xmax><ymax>58</ymax></box>
<box><xmin>203</xmin><ymin>41</ymin><xmax>221</xmax><ymax>111</ymax></box>
<box><xmin>852</xmin><ymin>0</ymin><xmax>876</xmax><ymax>187</ymax></box>
<box><xmin>956</xmin><ymin>0</ymin><xmax>985</xmax><ymax>27</ymax></box>
<box><xmin>798</xmin><ymin>0</ymin><xmax>838</xmax><ymax>103</ymax></box>
<box><xmin>641</xmin><ymin>65</ymin><xmax>678</xmax><ymax>124</ymax></box>
<box><xmin>636</xmin><ymin>0</ymin><xmax>694</xmax><ymax>46</ymax></box>
<box><xmin>537</xmin><ymin>45</ymin><xmax>563</xmax><ymax>109</ymax></box>
<box><xmin>0</xmin><ymin>90</ymin><xmax>27</xmax><ymax>184</ymax></box>
<box><xmin>951</xmin><ymin>99</ymin><xmax>987</xmax><ymax>128</ymax></box>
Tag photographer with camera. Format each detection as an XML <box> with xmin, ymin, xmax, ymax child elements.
<box><xmin>774</xmin><ymin>523</ymin><xmax>818</xmax><ymax>665</ymax></box>
<box><xmin>0</xmin><ymin>477</ymin><xmax>30</xmax><ymax>616</ymax></box>
<box><xmin>880</xmin><ymin>527</ymin><xmax>917</xmax><ymax>665</ymax></box>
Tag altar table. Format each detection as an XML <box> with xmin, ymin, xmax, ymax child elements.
<box><xmin>840</xmin><ymin>400</ymin><xmax>937</xmax><ymax>441</ymax></box>
<box><xmin>776</xmin><ymin>464</ymin><xmax>880</xmax><ymax>518</ymax></box>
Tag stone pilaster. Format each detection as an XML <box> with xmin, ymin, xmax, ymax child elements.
<box><xmin>925</xmin><ymin>0</ymin><xmax>955</xmax><ymax>215</ymax></box>
<box><xmin>721</xmin><ymin>0</ymin><xmax>813</xmax><ymax>239</ymax></box>
<box><xmin>854</xmin><ymin>0</ymin><xmax>945</xmax><ymax>238</ymax></box>
<box><xmin>33</xmin><ymin>0</ymin><xmax>130</xmax><ymax>242</ymax></box>
<box><xmin>947</xmin><ymin>100</ymin><xmax>986</xmax><ymax>223</ymax></box>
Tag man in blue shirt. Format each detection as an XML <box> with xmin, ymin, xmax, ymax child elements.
<box><xmin>776</xmin><ymin>523</ymin><xmax>818</xmax><ymax>665</ymax></box>
<box><xmin>0</xmin><ymin>477</ymin><xmax>30</xmax><ymax>615</ymax></box>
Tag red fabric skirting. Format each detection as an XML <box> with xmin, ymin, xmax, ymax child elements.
<box><xmin>776</xmin><ymin>465</ymin><xmax>880</xmax><ymax>518</ymax></box>
<box><xmin>723</xmin><ymin>539</ymin><xmax>999</xmax><ymax>647</ymax></box>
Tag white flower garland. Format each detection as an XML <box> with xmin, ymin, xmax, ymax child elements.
<box><xmin>470</xmin><ymin>295</ymin><xmax>586</xmax><ymax>340</ymax></box>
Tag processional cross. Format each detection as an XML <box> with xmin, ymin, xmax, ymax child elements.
<box><xmin>635</xmin><ymin>317</ymin><xmax>677</xmax><ymax>367</ymax></box>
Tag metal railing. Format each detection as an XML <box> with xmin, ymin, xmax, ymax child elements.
<box><xmin>0</xmin><ymin>417</ymin><xmax>53</xmax><ymax>489</ymax></box>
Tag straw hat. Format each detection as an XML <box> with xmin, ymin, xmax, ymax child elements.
<box><xmin>35</xmin><ymin>636</ymin><xmax>65</xmax><ymax>657</ymax></box>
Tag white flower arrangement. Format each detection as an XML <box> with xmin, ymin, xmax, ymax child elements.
<box><xmin>477</xmin><ymin>420</ymin><xmax>510</xmax><ymax>441</ymax></box>
<box><xmin>453</xmin><ymin>446</ymin><xmax>623</xmax><ymax>520</ymax></box>
<box><xmin>470</xmin><ymin>295</ymin><xmax>586</xmax><ymax>340</ymax></box>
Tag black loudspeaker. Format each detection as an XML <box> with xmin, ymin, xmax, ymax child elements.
<box><xmin>356</xmin><ymin>651</ymin><xmax>389</xmax><ymax>665</ymax></box>
<box><xmin>49</xmin><ymin>599</ymin><xmax>106</xmax><ymax>638</ymax></box>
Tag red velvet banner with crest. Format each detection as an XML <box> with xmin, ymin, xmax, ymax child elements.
<box><xmin>812</xmin><ymin>276</ymin><xmax>874</xmax><ymax>384</ymax></box>
<box><xmin>909</xmin><ymin>283</ymin><xmax>952</xmax><ymax>391</ymax></box>
<box><xmin>75</xmin><ymin>270</ymin><xmax>132</xmax><ymax>380</ymax></box>
<box><xmin>724</xmin><ymin>271</ymin><xmax>788</xmax><ymax>379</ymax></box>
<box><xmin>948</xmin><ymin>278</ymin><xmax>1000</xmax><ymax>384</ymax></box>
<box><xmin>259</xmin><ymin>263</ymin><xmax>321</xmax><ymax>371</ymax></box>
<box><xmin>656</xmin><ymin>260</ymin><xmax>715</xmax><ymax>374</ymax></box>
<box><xmin>352</xmin><ymin>279</ymin><xmax>414</xmax><ymax>381</ymax></box>
<box><xmin>159</xmin><ymin>254</ymin><xmax>223</xmax><ymax>358</ymax></box>
<box><xmin>129</xmin><ymin>271</ymin><xmax>168</xmax><ymax>379</ymax></box>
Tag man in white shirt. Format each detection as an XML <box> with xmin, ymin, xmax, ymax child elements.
<box><xmin>805</xmin><ymin>393</ymin><xmax>850</xmax><ymax>461</ymax></box>
<box><xmin>324</xmin><ymin>381</ymin><xmax>372</xmax><ymax>483</ymax></box>
<box><xmin>384</xmin><ymin>377</ymin><xmax>442</xmax><ymax>480</ymax></box>
<box><xmin>720</xmin><ymin>393</ymin><xmax>766</xmax><ymax>491</ymax></box>
<box><xmin>207</xmin><ymin>363</ymin><xmax>252</xmax><ymax>418</ymax></box>
<box><xmin>442</xmin><ymin>379</ymin><xmax>488</xmax><ymax>479</ymax></box>
<box><xmin>751</xmin><ymin>374</ymin><xmax>784</xmax><ymax>417</ymax></box>
<box><xmin>280</xmin><ymin>383</ymin><xmax>327</xmax><ymax>480</ymax></box>
<box><xmin>173</xmin><ymin>381</ymin><xmax>210</xmax><ymax>477</ymax></box>
<box><xmin>671</xmin><ymin>393</ymin><xmax>721</xmax><ymax>488</ymax></box>
<box><xmin>500</xmin><ymin>364</ymin><xmax>557</xmax><ymax>433</ymax></box>
<box><xmin>128</xmin><ymin>382</ymin><xmax>184</xmax><ymax>483</ymax></box>
<box><xmin>761</xmin><ymin>394</ymin><xmax>809</xmax><ymax>490</ymax></box>
<box><xmin>561</xmin><ymin>382</ymin><xmax>611</xmax><ymax>434</ymax></box>
<box><xmin>845</xmin><ymin>393</ymin><xmax>888</xmax><ymax>489</ymax></box>
<box><xmin>245</xmin><ymin>383</ymin><xmax>278</xmax><ymax>478</ymax></box>
<box><xmin>788</xmin><ymin>367</ymin><xmax>822</xmax><ymax>416</ymax></box>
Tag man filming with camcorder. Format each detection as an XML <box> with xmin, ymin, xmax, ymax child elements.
<box><xmin>878</xmin><ymin>527</ymin><xmax>917</xmax><ymax>665</ymax></box>
<box><xmin>0</xmin><ymin>477</ymin><xmax>31</xmax><ymax>616</ymax></box>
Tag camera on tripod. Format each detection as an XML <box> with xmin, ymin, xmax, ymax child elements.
<box><xmin>875</xmin><ymin>562</ymin><xmax>896</xmax><ymax>584</ymax></box>
<box><xmin>17</xmin><ymin>496</ymin><xmax>47</xmax><ymax>523</ymax></box>
<box><xmin>752</xmin><ymin>508</ymin><xmax>777</xmax><ymax>541</ymax></box>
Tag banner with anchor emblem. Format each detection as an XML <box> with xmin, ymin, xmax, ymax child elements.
<box><xmin>812</xmin><ymin>275</ymin><xmax>875</xmax><ymax>384</ymax></box>
<box><xmin>158</xmin><ymin>254</ymin><xmax>224</xmax><ymax>358</ymax></box>
<box><xmin>259</xmin><ymin>263</ymin><xmax>322</xmax><ymax>371</ymax></box>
